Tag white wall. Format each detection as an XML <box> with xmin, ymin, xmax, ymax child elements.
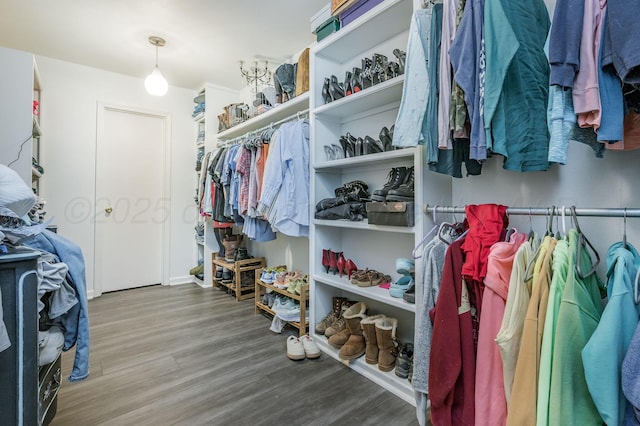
<box><xmin>35</xmin><ymin>56</ymin><xmax>232</xmax><ymax>298</ymax></box>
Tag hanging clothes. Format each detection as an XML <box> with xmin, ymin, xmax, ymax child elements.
<box><xmin>437</xmin><ymin>0</ymin><xmax>459</xmax><ymax>151</ymax></box>
<box><xmin>548</xmin><ymin>0</ymin><xmax>585</xmax><ymax>88</ymax></box>
<box><xmin>536</xmin><ymin>238</ymin><xmax>570</xmax><ymax>426</ymax></box>
<box><xmin>548</xmin><ymin>229</ymin><xmax>605</xmax><ymax>425</ymax></box>
<box><xmin>483</xmin><ymin>0</ymin><xmax>550</xmax><ymax>171</ymax></box>
<box><xmin>449</xmin><ymin>0</ymin><xmax>486</xmax><ymax>161</ymax></box>
<box><xmin>461</xmin><ymin>204</ymin><xmax>508</xmax><ymax>284</ymax></box>
<box><xmin>475</xmin><ymin>231</ymin><xmax>526</xmax><ymax>426</ymax></box>
<box><xmin>258</xmin><ymin>119</ymin><xmax>310</xmax><ymax>238</ymax></box>
<box><xmin>496</xmin><ymin>235</ymin><xmax>540</xmax><ymax>404</ymax></box>
<box><xmin>622</xmin><ymin>323</ymin><xmax>640</xmax><ymax>424</ymax></box>
<box><xmin>429</xmin><ymin>238</ymin><xmax>477</xmax><ymax>426</ymax></box>
<box><xmin>582</xmin><ymin>242</ymin><xmax>640</xmax><ymax>426</ymax></box>
<box><xmin>507</xmin><ymin>235</ymin><xmax>556</xmax><ymax>426</ymax></box>
<box><xmin>413</xmin><ymin>234</ymin><xmax>450</xmax><ymax>426</ymax></box>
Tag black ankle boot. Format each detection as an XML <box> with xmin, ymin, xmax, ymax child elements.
<box><xmin>329</xmin><ymin>75</ymin><xmax>345</xmax><ymax>101</ymax></box>
<box><xmin>372</xmin><ymin>167</ymin><xmax>409</xmax><ymax>202</ymax></box>
<box><xmin>345</xmin><ymin>70</ymin><xmax>353</xmax><ymax>96</ymax></box>
<box><xmin>322</xmin><ymin>77</ymin><xmax>331</xmax><ymax>104</ymax></box>
<box><xmin>386</xmin><ymin>166</ymin><xmax>415</xmax><ymax>201</ymax></box>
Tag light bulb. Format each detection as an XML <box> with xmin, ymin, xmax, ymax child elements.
<box><xmin>145</xmin><ymin>67</ymin><xmax>168</xmax><ymax>96</ymax></box>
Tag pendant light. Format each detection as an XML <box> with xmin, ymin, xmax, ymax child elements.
<box><xmin>144</xmin><ymin>36</ymin><xmax>168</xmax><ymax>96</ymax></box>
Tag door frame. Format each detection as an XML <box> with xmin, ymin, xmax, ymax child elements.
<box><xmin>94</xmin><ymin>101</ymin><xmax>172</xmax><ymax>297</ymax></box>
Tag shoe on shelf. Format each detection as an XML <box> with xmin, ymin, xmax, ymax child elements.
<box><xmin>361</xmin><ymin>314</ymin><xmax>386</xmax><ymax>364</ymax></box>
<box><xmin>395</xmin><ymin>342</ymin><xmax>414</xmax><ymax>379</ymax></box>
<box><xmin>339</xmin><ymin>302</ymin><xmax>368</xmax><ymax>360</ymax></box>
<box><xmin>375</xmin><ymin>317</ymin><xmax>399</xmax><ymax>372</ymax></box>
<box><xmin>386</xmin><ymin>166</ymin><xmax>415</xmax><ymax>202</ymax></box>
<box><xmin>215</xmin><ymin>266</ymin><xmax>223</xmax><ymax>280</ymax></box>
<box><xmin>403</xmin><ymin>285</ymin><xmax>415</xmax><ymax>304</ymax></box>
<box><xmin>372</xmin><ymin>167</ymin><xmax>408</xmax><ymax>202</ymax></box>
<box><xmin>300</xmin><ymin>335</ymin><xmax>321</xmax><ymax>359</ymax></box>
<box><xmin>389</xmin><ymin>276</ymin><xmax>414</xmax><ymax>298</ymax></box>
<box><xmin>315</xmin><ymin>297</ymin><xmax>348</xmax><ymax>335</ymax></box>
<box><xmin>395</xmin><ymin>258</ymin><xmax>415</xmax><ymax>276</ymax></box>
<box><xmin>286</xmin><ymin>336</ymin><xmax>306</xmax><ymax>360</ymax></box>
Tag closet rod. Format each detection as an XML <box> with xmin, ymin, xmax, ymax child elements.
<box><xmin>222</xmin><ymin>108</ymin><xmax>309</xmax><ymax>147</ymax></box>
<box><xmin>424</xmin><ymin>205</ymin><xmax>640</xmax><ymax>218</ymax></box>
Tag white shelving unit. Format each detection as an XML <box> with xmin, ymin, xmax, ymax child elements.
<box><xmin>193</xmin><ymin>89</ymin><xmax>207</xmax><ymax>287</ymax></box>
<box><xmin>309</xmin><ymin>0</ymin><xmax>451</xmax><ymax>405</ymax></box>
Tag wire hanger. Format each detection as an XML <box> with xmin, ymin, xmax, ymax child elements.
<box><xmin>524</xmin><ymin>206</ymin><xmax>554</xmax><ymax>282</ymax></box>
<box><xmin>527</xmin><ymin>207</ymin><xmax>535</xmax><ymax>241</ymax></box>
<box><xmin>572</xmin><ymin>205</ymin><xmax>601</xmax><ymax>279</ymax></box>
<box><xmin>623</xmin><ymin>208</ymin><xmax>628</xmax><ymax>249</ymax></box>
<box><xmin>413</xmin><ymin>205</ymin><xmax>439</xmax><ymax>258</ymax></box>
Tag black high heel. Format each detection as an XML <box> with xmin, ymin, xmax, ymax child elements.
<box><xmin>380</xmin><ymin>127</ymin><xmax>393</xmax><ymax>151</ymax></box>
<box><xmin>372</xmin><ymin>53</ymin><xmax>387</xmax><ymax>85</ymax></box>
<box><xmin>329</xmin><ymin>75</ymin><xmax>345</xmax><ymax>101</ymax></box>
<box><xmin>393</xmin><ymin>49</ymin><xmax>406</xmax><ymax>74</ymax></box>
<box><xmin>322</xmin><ymin>77</ymin><xmax>331</xmax><ymax>104</ymax></box>
<box><xmin>361</xmin><ymin>58</ymin><xmax>373</xmax><ymax>89</ymax></box>
<box><xmin>364</xmin><ymin>136</ymin><xmax>384</xmax><ymax>154</ymax></box>
<box><xmin>339</xmin><ymin>136</ymin><xmax>353</xmax><ymax>158</ymax></box>
<box><xmin>345</xmin><ymin>71</ymin><xmax>353</xmax><ymax>96</ymax></box>
<box><xmin>351</xmin><ymin>67</ymin><xmax>362</xmax><ymax>93</ymax></box>
<box><xmin>355</xmin><ymin>137</ymin><xmax>364</xmax><ymax>156</ymax></box>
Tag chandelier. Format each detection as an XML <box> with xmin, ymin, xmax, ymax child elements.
<box><xmin>239</xmin><ymin>60</ymin><xmax>272</xmax><ymax>94</ymax></box>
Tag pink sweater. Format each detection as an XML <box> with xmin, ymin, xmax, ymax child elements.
<box><xmin>574</xmin><ymin>0</ymin><xmax>607</xmax><ymax>129</ymax></box>
<box><xmin>475</xmin><ymin>231</ymin><xmax>527</xmax><ymax>426</ymax></box>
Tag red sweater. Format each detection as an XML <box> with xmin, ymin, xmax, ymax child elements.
<box><xmin>429</xmin><ymin>239</ymin><xmax>477</xmax><ymax>426</ymax></box>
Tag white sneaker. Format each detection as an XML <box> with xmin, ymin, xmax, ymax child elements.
<box><xmin>300</xmin><ymin>335</ymin><xmax>321</xmax><ymax>359</ymax></box>
<box><xmin>286</xmin><ymin>336</ymin><xmax>305</xmax><ymax>360</ymax></box>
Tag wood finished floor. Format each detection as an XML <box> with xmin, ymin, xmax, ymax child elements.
<box><xmin>51</xmin><ymin>284</ymin><xmax>418</xmax><ymax>426</ymax></box>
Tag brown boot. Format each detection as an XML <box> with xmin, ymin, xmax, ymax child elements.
<box><xmin>315</xmin><ymin>297</ymin><xmax>347</xmax><ymax>335</ymax></box>
<box><xmin>325</xmin><ymin>301</ymin><xmax>352</xmax><ymax>338</ymax></box>
<box><xmin>360</xmin><ymin>314</ymin><xmax>386</xmax><ymax>364</ymax></box>
<box><xmin>339</xmin><ymin>302</ymin><xmax>368</xmax><ymax>360</ymax></box>
<box><xmin>375</xmin><ymin>317</ymin><xmax>399</xmax><ymax>371</ymax></box>
<box><xmin>327</xmin><ymin>323</ymin><xmax>349</xmax><ymax>349</ymax></box>
<box><xmin>295</xmin><ymin>48</ymin><xmax>310</xmax><ymax>96</ymax></box>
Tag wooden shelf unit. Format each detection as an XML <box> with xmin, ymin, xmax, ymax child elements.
<box><xmin>254</xmin><ymin>267</ymin><xmax>309</xmax><ymax>336</ymax></box>
<box><xmin>211</xmin><ymin>254</ymin><xmax>265</xmax><ymax>301</ymax></box>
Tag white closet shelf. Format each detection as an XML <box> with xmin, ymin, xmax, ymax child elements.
<box><xmin>32</xmin><ymin>117</ymin><xmax>41</xmax><ymax>137</ymax></box>
<box><xmin>314</xmin><ymin>146</ymin><xmax>416</xmax><ymax>171</ymax></box>
<box><xmin>312</xmin><ymin>0</ymin><xmax>412</xmax><ymax>63</ymax></box>
<box><xmin>313</xmin><ymin>273</ymin><xmax>416</xmax><ymax>313</ymax></box>
<box><xmin>31</xmin><ymin>167</ymin><xmax>42</xmax><ymax>179</ymax></box>
<box><xmin>196</xmin><ymin>142</ymin><xmax>205</xmax><ymax>149</ymax></box>
<box><xmin>313</xmin><ymin>75</ymin><xmax>404</xmax><ymax>120</ymax></box>
<box><xmin>312</xmin><ymin>338</ymin><xmax>415</xmax><ymax>405</ymax></box>
<box><xmin>194</xmin><ymin>113</ymin><xmax>205</xmax><ymax>123</ymax></box>
<box><xmin>314</xmin><ymin>219</ymin><xmax>415</xmax><ymax>234</ymax></box>
<box><xmin>216</xmin><ymin>92</ymin><xmax>309</xmax><ymax>140</ymax></box>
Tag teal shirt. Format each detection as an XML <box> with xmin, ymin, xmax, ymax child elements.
<box><xmin>582</xmin><ymin>242</ymin><xmax>640</xmax><ymax>426</ymax></box>
<box><xmin>549</xmin><ymin>229</ymin><xmax>605</xmax><ymax>425</ymax></box>
<box><xmin>483</xmin><ymin>0</ymin><xmax>551</xmax><ymax>171</ymax></box>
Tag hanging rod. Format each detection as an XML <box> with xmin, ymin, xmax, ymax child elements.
<box><xmin>424</xmin><ymin>205</ymin><xmax>640</xmax><ymax>218</ymax></box>
<box><xmin>220</xmin><ymin>108</ymin><xmax>309</xmax><ymax>147</ymax></box>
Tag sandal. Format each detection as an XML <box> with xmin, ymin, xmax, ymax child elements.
<box><xmin>396</xmin><ymin>258</ymin><xmax>415</xmax><ymax>276</ymax></box>
<box><xmin>357</xmin><ymin>271</ymin><xmax>390</xmax><ymax>287</ymax></box>
<box><xmin>389</xmin><ymin>276</ymin><xmax>414</xmax><ymax>298</ymax></box>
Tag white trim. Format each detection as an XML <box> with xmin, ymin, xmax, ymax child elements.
<box><xmin>170</xmin><ymin>276</ymin><xmax>198</xmax><ymax>286</ymax></box>
<box><xmin>94</xmin><ymin>102</ymin><xmax>171</xmax><ymax>297</ymax></box>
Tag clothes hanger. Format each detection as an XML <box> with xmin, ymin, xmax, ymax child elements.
<box><xmin>413</xmin><ymin>205</ymin><xmax>439</xmax><ymax>258</ymax></box>
<box><xmin>438</xmin><ymin>207</ymin><xmax>466</xmax><ymax>244</ymax></box>
<box><xmin>527</xmin><ymin>208</ymin><xmax>536</xmax><ymax>241</ymax></box>
<box><xmin>524</xmin><ymin>205</ymin><xmax>554</xmax><ymax>282</ymax></box>
<box><xmin>623</xmin><ymin>208</ymin><xmax>628</xmax><ymax>249</ymax></box>
<box><xmin>572</xmin><ymin>205</ymin><xmax>601</xmax><ymax>279</ymax></box>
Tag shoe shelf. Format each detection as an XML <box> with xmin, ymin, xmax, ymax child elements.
<box><xmin>32</xmin><ymin>117</ymin><xmax>42</xmax><ymax>138</ymax></box>
<box><xmin>254</xmin><ymin>268</ymin><xmax>309</xmax><ymax>336</ymax></box>
<box><xmin>216</xmin><ymin>92</ymin><xmax>309</xmax><ymax>141</ymax></box>
<box><xmin>211</xmin><ymin>254</ymin><xmax>266</xmax><ymax>301</ymax></box>
<box><xmin>194</xmin><ymin>112</ymin><xmax>205</xmax><ymax>123</ymax></box>
<box><xmin>313</xmin><ymin>219</ymin><xmax>415</xmax><ymax>234</ymax></box>
<box><xmin>313</xmin><ymin>272</ymin><xmax>416</xmax><ymax>313</ymax></box>
<box><xmin>313</xmin><ymin>75</ymin><xmax>404</xmax><ymax>121</ymax></box>
<box><xmin>314</xmin><ymin>145</ymin><xmax>416</xmax><ymax>171</ymax></box>
<box><xmin>32</xmin><ymin>167</ymin><xmax>43</xmax><ymax>179</ymax></box>
<box><xmin>312</xmin><ymin>337</ymin><xmax>414</xmax><ymax>405</ymax></box>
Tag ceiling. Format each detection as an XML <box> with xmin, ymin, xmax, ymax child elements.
<box><xmin>0</xmin><ymin>0</ymin><xmax>328</xmax><ymax>91</ymax></box>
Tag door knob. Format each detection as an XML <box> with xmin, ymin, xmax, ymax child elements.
<box><xmin>105</xmin><ymin>207</ymin><xmax>113</xmax><ymax>214</ymax></box>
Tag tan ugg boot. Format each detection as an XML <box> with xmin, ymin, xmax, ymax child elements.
<box><xmin>375</xmin><ymin>317</ymin><xmax>399</xmax><ymax>372</ymax></box>
<box><xmin>327</xmin><ymin>323</ymin><xmax>349</xmax><ymax>349</ymax></box>
<box><xmin>360</xmin><ymin>314</ymin><xmax>386</xmax><ymax>364</ymax></box>
<box><xmin>339</xmin><ymin>302</ymin><xmax>368</xmax><ymax>360</ymax></box>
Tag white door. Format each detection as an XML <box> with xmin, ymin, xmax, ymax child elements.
<box><xmin>95</xmin><ymin>104</ymin><xmax>168</xmax><ymax>294</ymax></box>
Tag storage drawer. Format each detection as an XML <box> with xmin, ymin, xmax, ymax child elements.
<box><xmin>39</xmin><ymin>352</ymin><xmax>61</xmax><ymax>426</ymax></box>
<box><xmin>366</xmin><ymin>201</ymin><xmax>415</xmax><ymax>227</ymax></box>
<box><xmin>340</xmin><ymin>0</ymin><xmax>386</xmax><ymax>27</ymax></box>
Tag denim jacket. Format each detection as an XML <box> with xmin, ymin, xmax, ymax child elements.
<box><xmin>26</xmin><ymin>230</ymin><xmax>90</xmax><ymax>381</ymax></box>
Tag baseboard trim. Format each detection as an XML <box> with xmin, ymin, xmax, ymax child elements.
<box><xmin>169</xmin><ymin>276</ymin><xmax>196</xmax><ymax>286</ymax></box>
